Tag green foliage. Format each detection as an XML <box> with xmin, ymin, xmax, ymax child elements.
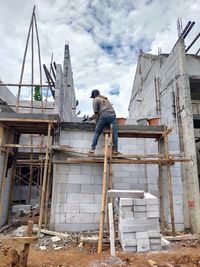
<box><xmin>34</xmin><ymin>85</ymin><xmax>42</xmax><ymax>101</ymax></box>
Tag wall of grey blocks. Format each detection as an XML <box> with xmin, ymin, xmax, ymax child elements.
<box><xmin>50</xmin><ymin>127</ymin><xmax>184</xmax><ymax>232</ymax></box>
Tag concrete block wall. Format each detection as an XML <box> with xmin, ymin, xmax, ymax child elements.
<box><xmin>51</xmin><ymin>127</ymin><xmax>167</xmax><ymax>232</ymax></box>
<box><xmin>128</xmin><ymin>40</ymin><xmax>186</xmax><ymax>230</ymax></box>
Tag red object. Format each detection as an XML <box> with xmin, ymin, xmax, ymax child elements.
<box><xmin>188</xmin><ymin>200</ymin><xmax>195</xmax><ymax>208</ymax></box>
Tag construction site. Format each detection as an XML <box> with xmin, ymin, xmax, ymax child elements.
<box><xmin>1</xmin><ymin>6</ymin><xmax>200</xmax><ymax>267</ymax></box>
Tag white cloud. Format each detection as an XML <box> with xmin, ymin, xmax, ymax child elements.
<box><xmin>0</xmin><ymin>0</ymin><xmax>200</xmax><ymax>118</ymax></box>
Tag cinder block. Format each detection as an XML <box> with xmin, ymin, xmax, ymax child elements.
<box><xmin>132</xmin><ymin>199</ymin><xmax>146</xmax><ymax>205</ymax></box>
<box><xmin>121</xmin><ymin>245</ymin><xmax>137</xmax><ymax>252</ymax></box>
<box><xmin>134</xmin><ymin>205</ymin><xmax>147</xmax><ymax>212</ymax></box>
<box><xmin>81</xmin><ymin>184</ymin><xmax>102</xmax><ymax>194</ymax></box>
<box><xmin>119</xmin><ymin>218</ymin><xmax>159</xmax><ymax>232</ymax></box>
<box><xmin>80</xmin><ymin>203</ymin><xmax>101</xmax><ymax>213</ymax></box>
<box><xmin>136</xmin><ymin>232</ymin><xmax>148</xmax><ymax>239</ymax></box>
<box><xmin>137</xmin><ymin>238</ymin><xmax>150</xmax><ymax>252</ymax></box>
<box><xmin>120</xmin><ymin>206</ymin><xmax>133</xmax><ymax>212</ymax></box>
<box><xmin>95</xmin><ymin>194</ymin><xmax>102</xmax><ymax>203</ymax></box>
<box><xmin>147</xmin><ymin>211</ymin><xmax>159</xmax><ymax>218</ymax></box>
<box><xmin>67</xmin><ymin>193</ymin><xmax>94</xmax><ymax>203</ymax></box>
<box><xmin>148</xmin><ymin>230</ymin><xmax>160</xmax><ymax>238</ymax></box>
<box><xmin>119</xmin><ymin>198</ymin><xmax>133</xmax><ymax>206</ymax></box>
<box><xmin>63</xmin><ymin>203</ymin><xmax>80</xmax><ymax>213</ymax></box>
<box><xmin>149</xmin><ymin>238</ymin><xmax>161</xmax><ymax>245</ymax></box>
<box><xmin>135</xmin><ymin>211</ymin><xmax>147</xmax><ymax>218</ymax></box>
<box><xmin>68</xmin><ymin>174</ymin><xmax>94</xmax><ymax>184</ymax></box>
<box><xmin>146</xmin><ymin>204</ymin><xmax>159</xmax><ymax>211</ymax></box>
<box><xmin>120</xmin><ymin>211</ymin><xmax>134</xmax><ymax>219</ymax></box>
<box><xmin>64</xmin><ymin>184</ymin><xmax>81</xmax><ymax>193</ymax></box>
<box><xmin>65</xmin><ymin>213</ymin><xmax>94</xmax><ymax>223</ymax></box>
<box><xmin>150</xmin><ymin>244</ymin><xmax>162</xmax><ymax>251</ymax></box>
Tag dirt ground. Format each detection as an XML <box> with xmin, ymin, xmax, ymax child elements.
<box><xmin>1</xmin><ymin>236</ymin><xmax>200</xmax><ymax>267</ymax></box>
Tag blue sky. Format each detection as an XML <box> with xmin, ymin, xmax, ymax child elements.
<box><xmin>0</xmin><ymin>0</ymin><xmax>200</xmax><ymax>117</ymax></box>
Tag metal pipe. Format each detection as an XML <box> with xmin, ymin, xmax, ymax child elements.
<box><xmin>186</xmin><ymin>32</ymin><xmax>200</xmax><ymax>53</ymax></box>
<box><xmin>196</xmin><ymin>47</ymin><xmax>200</xmax><ymax>55</ymax></box>
<box><xmin>0</xmin><ymin>83</ymin><xmax>50</xmax><ymax>87</ymax></box>
<box><xmin>182</xmin><ymin>22</ymin><xmax>195</xmax><ymax>39</ymax></box>
<box><xmin>180</xmin><ymin>21</ymin><xmax>191</xmax><ymax>38</ymax></box>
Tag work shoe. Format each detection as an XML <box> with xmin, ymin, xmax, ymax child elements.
<box><xmin>88</xmin><ymin>149</ymin><xmax>95</xmax><ymax>154</ymax></box>
<box><xmin>112</xmin><ymin>150</ymin><xmax>121</xmax><ymax>155</ymax></box>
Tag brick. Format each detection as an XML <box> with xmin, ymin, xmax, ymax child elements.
<box><xmin>67</xmin><ymin>193</ymin><xmax>94</xmax><ymax>203</ymax></box>
<box><xmin>150</xmin><ymin>244</ymin><xmax>162</xmax><ymax>251</ymax></box>
<box><xmin>134</xmin><ymin>205</ymin><xmax>147</xmax><ymax>212</ymax></box>
<box><xmin>107</xmin><ymin>190</ymin><xmax>144</xmax><ymax>199</ymax></box>
<box><xmin>147</xmin><ymin>211</ymin><xmax>159</xmax><ymax>218</ymax></box>
<box><xmin>80</xmin><ymin>203</ymin><xmax>101</xmax><ymax>213</ymax></box>
<box><xmin>65</xmin><ymin>213</ymin><xmax>94</xmax><ymax>223</ymax></box>
<box><xmin>132</xmin><ymin>199</ymin><xmax>146</xmax><ymax>205</ymax></box>
<box><xmin>119</xmin><ymin>198</ymin><xmax>133</xmax><ymax>206</ymax></box>
<box><xmin>148</xmin><ymin>230</ymin><xmax>160</xmax><ymax>238</ymax></box>
<box><xmin>64</xmin><ymin>184</ymin><xmax>81</xmax><ymax>193</ymax></box>
<box><xmin>136</xmin><ymin>232</ymin><xmax>148</xmax><ymax>239</ymax></box>
<box><xmin>119</xmin><ymin>206</ymin><xmax>133</xmax><ymax>212</ymax></box>
<box><xmin>134</xmin><ymin>212</ymin><xmax>147</xmax><ymax>218</ymax></box>
<box><xmin>149</xmin><ymin>238</ymin><xmax>161</xmax><ymax>245</ymax></box>
<box><xmin>63</xmin><ymin>203</ymin><xmax>80</xmax><ymax>213</ymax></box>
<box><xmin>121</xmin><ymin>246</ymin><xmax>137</xmax><ymax>252</ymax></box>
<box><xmin>68</xmin><ymin>174</ymin><xmax>94</xmax><ymax>184</ymax></box>
<box><xmin>137</xmin><ymin>238</ymin><xmax>150</xmax><ymax>252</ymax></box>
<box><xmin>81</xmin><ymin>184</ymin><xmax>102</xmax><ymax>194</ymax></box>
<box><xmin>146</xmin><ymin>204</ymin><xmax>159</xmax><ymax>211</ymax></box>
<box><xmin>119</xmin><ymin>218</ymin><xmax>159</xmax><ymax>232</ymax></box>
<box><xmin>121</xmin><ymin>211</ymin><xmax>134</xmax><ymax>218</ymax></box>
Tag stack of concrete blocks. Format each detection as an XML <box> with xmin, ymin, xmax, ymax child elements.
<box><xmin>118</xmin><ymin>192</ymin><xmax>161</xmax><ymax>252</ymax></box>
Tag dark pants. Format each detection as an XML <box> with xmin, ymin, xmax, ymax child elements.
<box><xmin>91</xmin><ymin>114</ymin><xmax>118</xmax><ymax>151</ymax></box>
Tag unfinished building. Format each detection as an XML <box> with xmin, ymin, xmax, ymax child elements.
<box><xmin>0</xmin><ymin>11</ymin><xmax>200</xmax><ymax>255</ymax></box>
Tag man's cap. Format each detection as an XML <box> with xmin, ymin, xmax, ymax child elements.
<box><xmin>90</xmin><ymin>89</ymin><xmax>100</xmax><ymax>98</ymax></box>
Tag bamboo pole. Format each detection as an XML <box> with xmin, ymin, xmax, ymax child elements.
<box><xmin>38</xmin><ymin>123</ymin><xmax>51</xmax><ymax>237</ymax></box>
<box><xmin>158</xmin><ymin>139</ymin><xmax>165</xmax><ymax>230</ymax></box>
<box><xmin>164</xmin><ymin>129</ymin><xmax>176</xmax><ymax>236</ymax></box>
<box><xmin>33</xmin><ymin>11</ymin><xmax>44</xmax><ymax>112</ymax></box>
<box><xmin>0</xmin><ymin>147</ymin><xmax>9</xmax><ymax>223</ymax></box>
<box><xmin>98</xmin><ymin>133</ymin><xmax>109</xmax><ymax>254</ymax></box>
<box><xmin>107</xmin><ymin>126</ymin><xmax>113</xmax><ymax>231</ymax></box>
<box><xmin>44</xmin><ymin>150</ymin><xmax>53</xmax><ymax>228</ymax></box>
<box><xmin>16</xmin><ymin>6</ymin><xmax>35</xmax><ymax>112</ymax></box>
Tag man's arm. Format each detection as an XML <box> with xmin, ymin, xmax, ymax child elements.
<box><xmin>89</xmin><ymin>112</ymin><xmax>99</xmax><ymax>123</ymax></box>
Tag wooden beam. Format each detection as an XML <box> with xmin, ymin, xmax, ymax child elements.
<box><xmin>20</xmin><ymin>220</ymin><xmax>33</xmax><ymax>267</ymax></box>
<box><xmin>52</xmin><ymin>158</ymin><xmax>190</xmax><ymax>165</ymax></box>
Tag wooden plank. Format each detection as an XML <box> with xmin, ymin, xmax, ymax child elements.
<box><xmin>108</xmin><ymin>203</ymin><xmax>115</xmax><ymax>257</ymax></box>
<box><xmin>34</xmin><ymin>227</ymin><xmax>70</xmax><ymax>238</ymax></box>
<box><xmin>164</xmin><ymin>129</ymin><xmax>176</xmax><ymax>236</ymax></box>
<box><xmin>98</xmin><ymin>133</ymin><xmax>109</xmax><ymax>254</ymax></box>
<box><xmin>107</xmin><ymin>189</ymin><xmax>144</xmax><ymax>199</ymax></box>
<box><xmin>52</xmin><ymin>158</ymin><xmax>189</xmax><ymax>165</ymax></box>
<box><xmin>0</xmin><ymin>147</ymin><xmax>9</xmax><ymax>223</ymax></box>
<box><xmin>11</xmin><ymin>236</ymin><xmax>37</xmax><ymax>244</ymax></box>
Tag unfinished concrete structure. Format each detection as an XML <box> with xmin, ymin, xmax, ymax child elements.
<box><xmin>0</xmin><ymin>44</ymin><xmax>76</xmax><ymax>226</ymax></box>
<box><xmin>129</xmin><ymin>38</ymin><xmax>200</xmax><ymax>233</ymax></box>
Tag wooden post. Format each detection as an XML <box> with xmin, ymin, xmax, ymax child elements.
<box><xmin>44</xmin><ymin>150</ymin><xmax>53</xmax><ymax>228</ymax></box>
<box><xmin>108</xmin><ymin>203</ymin><xmax>115</xmax><ymax>256</ymax></box>
<box><xmin>164</xmin><ymin>129</ymin><xmax>176</xmax><ymax>236</ymax></box>
<box><xmin>38</xmin><ymin>123</ymin><xmax>51</xmax><ymax>237</ymax></box>
<box><xmin>0</xmin><ymin>147</ymin><xmax>9</xmax><ymax>224</ymax></box>
<box><xmin>7</xmin><ymin>158</ymin><xmax>17</xmax><ymax>223</ymax></box>
<box><xmin>28</xmin><ymin>135</ymin><xmax>33</xmax><ymax>204</ymax></box>
<box><xmin>20</xmin><ymin>220</ymin><xmax>33</xmax><ymax>267</ymax></box>
<box><xmin>158</xmin><ymin>139</ymin><xmax>165</xmax><ymax>231</ymax></box>
<box><xmin>98</xmin><ymin>133</ymin><xmax>109</xmax><ymax>254</ymax></box>
<box><xmin>107</xmin><ymin>125</ymin><xmax>113</xmax><ymax>231</ymax></box>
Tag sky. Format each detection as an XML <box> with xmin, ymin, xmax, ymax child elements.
<box><xmin>0</xmin><ymin>0</ymin><xmax>200</xmax><ymax>117</ymax></box>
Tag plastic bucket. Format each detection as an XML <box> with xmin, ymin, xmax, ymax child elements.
<box><xmin>136</xmin><ymin>118</ymin><xmax>148</xmax><ymax>125</ymax></box>
<box><xmin>117</xmin><ymin>118</ymin><xmax>126</xmax><ymax>125</ymax></box>
<box><xmin>148</xmin><ymin>117</ymin><xmax>160</xmax><ymax>126</ymax></box>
